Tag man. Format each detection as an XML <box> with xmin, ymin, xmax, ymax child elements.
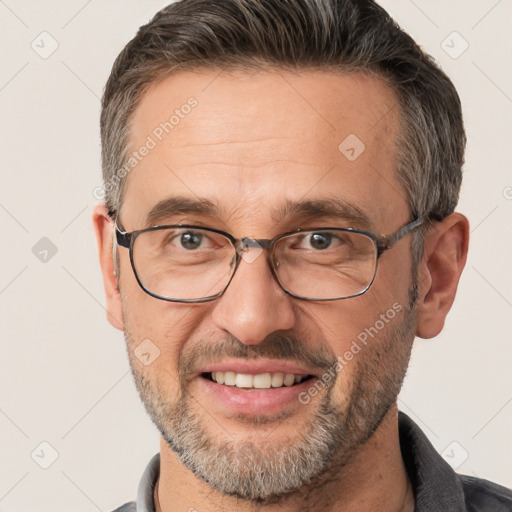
<box><xmin>93</xmin><ymin>0</ymin><xmax>512</xmax><ymax>510</ymax></box>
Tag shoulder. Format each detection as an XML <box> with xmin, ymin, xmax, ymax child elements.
<box><xmin>460</xmin><ymin>475</ymin><xmax>512</xmax><ymax>510</ymax></box>
<box><xmin>110</xmin><ymin>501</ymin><xmax>136</xmax><ymax>512</ymax></box>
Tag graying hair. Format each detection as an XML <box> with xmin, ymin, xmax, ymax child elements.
<box><xmin>101</xmin><ymin>0</ymin><xmax>465</xmax><ymax>263</ymax></box>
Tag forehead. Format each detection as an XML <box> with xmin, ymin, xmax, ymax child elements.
<box><xmin>122</xmin><ymin>68</ymin><xmax>407</xmax><ymax>233</ymax></box>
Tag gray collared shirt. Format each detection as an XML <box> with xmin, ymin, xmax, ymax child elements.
<box><xmin>112</xmin><ymin>412</ymin><xmax>512</xmax><ymax>511</ymax></box>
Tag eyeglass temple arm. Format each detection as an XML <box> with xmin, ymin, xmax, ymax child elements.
<box><xmin>114</xmin><ymin>223</ymin><xmax>131</xmax><ymax>248</ymax></box>
<box><xmin>376</xmin><ymin>217</ymin><xmax>424</xmax><ymax>254</ymax></box>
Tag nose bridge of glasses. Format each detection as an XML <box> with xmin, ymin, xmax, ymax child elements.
<box><xmin>233</xmin><ymin>237</ymin><xmax>277</xmax><ymax>272</ymax></box>
<box><xmin>236</xmin><ymin>237</ymin><xmax>272</xmax><ymax>253</ymax></box>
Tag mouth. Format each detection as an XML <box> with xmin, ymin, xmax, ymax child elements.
<box><xmin>201</xmin><ymin>371</ymin><xmax>314</xmax><ymax>390</ymax></box>
<box><xmin>195</xmin><ymin>360</ymin><xmax>321</xmax><ymax>416</ymax></box>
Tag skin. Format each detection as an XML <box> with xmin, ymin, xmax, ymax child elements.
<box><xmin>93</xmin><ymin>69</ymin><xmax>469</xmax><ymax>511</ymax></box>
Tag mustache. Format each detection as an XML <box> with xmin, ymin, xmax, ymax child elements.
<box><xmin>179</xmin><ymin>332</ymin><xmax>337</xmax><ymax>381</ymax></box>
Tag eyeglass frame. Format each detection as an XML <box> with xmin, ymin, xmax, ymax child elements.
<box><xmin>113</xmin><ymin>217</ymin><xmax>424</xmax><ymax>303</ymax></box>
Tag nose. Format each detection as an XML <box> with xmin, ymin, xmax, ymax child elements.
<box><xmin>210</xmin><ymin>247</ymin><xmax>296</xmax><ymax>345</ymax></box>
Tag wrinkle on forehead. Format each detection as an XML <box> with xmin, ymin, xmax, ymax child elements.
<box><xmin>130</xmin><ymin>68</ymin><xmax>399</xmax><ymax>150</ymax></box>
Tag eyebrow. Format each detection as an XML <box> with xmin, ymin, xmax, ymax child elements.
<box><xmin>145</xmin><ymin>196</ymin><xmax>220</xmax><ymax>227</ymax></box>
<box><xmin>144</xmin><ymin>195</ymin><xmax>372</xmax><ymax>230</ymax></box>
<box><xmin>273</xmin><ymin>197</ymin><xmax>372</xmax><ymax>229</ymax></box>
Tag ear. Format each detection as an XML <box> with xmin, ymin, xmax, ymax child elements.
<box><xmin>92</xmin><ymin>203</ymin><xmax>124</xmax><ymax>331</ymax></box>
<box><xmin>416</xmin><ymin>213</ymin><xmax>469</xmax><ymax>339</ymax></box>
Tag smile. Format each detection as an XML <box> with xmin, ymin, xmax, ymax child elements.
<box><xmin>203</xmin><ymin>371</ymin><xmax>313</xmax><ymax>389</ymax></box>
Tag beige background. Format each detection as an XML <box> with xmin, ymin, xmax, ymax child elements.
<box><xmin>0</xmin><ymin>1</ymin><xmax>511</xmax><ymax>510</ymax></box>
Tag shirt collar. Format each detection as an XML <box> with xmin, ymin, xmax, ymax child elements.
<box><xmin>398</xmin><ymin>411</ymin><xmax>466</xmax><ymax>510</ymax></box>
<box><xmin>136</xmin><ymin>452</ymin><xmax>159</xmax><ymax>512</ymax></box>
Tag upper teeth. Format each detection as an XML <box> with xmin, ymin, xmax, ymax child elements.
<box><xmin>211</xmin><ymin>371</ymin><xmax>305</xmax><ymax>389</ymax></box>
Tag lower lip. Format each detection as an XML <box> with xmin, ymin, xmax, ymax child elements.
<box><xmin>198</xmin><ymin>376</ymin><xmax>317</xmax><ymax>415</ymax></box>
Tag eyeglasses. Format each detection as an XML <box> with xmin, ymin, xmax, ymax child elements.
<box><xmin>114</xmin><ymin>218</ymin><xmax>424</xmax><ymax>303</ymax></box>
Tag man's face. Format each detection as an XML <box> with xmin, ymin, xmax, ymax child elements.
<box><xmin>117</xmin><ymin>69</ymin><xmax>417</xmax><ymax>501</ymax></box>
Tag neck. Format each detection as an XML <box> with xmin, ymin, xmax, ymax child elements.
<box><xmin>155</xmin><ymin>405</ymin><xmax>414</xmax><ymax>512</ymax></box>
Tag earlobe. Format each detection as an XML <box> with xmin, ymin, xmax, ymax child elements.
<box><xmin>92</xmin><ymin>203</ymin><xmax>124</xmax><ymax>331</ymax></box>
<box><xmin>415</xmin><ymin>213</ymin><xmax>469</xmax><ymax>339</ymax></box>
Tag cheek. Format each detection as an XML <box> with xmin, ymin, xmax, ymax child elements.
<box><xmin>306</xmin><ymin>293</ymin><xmax>390</xmax><ymax>346</ymax></box>
<box><xmin>122</xmin><ymin>304</ymin><xmax>189</xmax><ymax>405</ymax></box>
<box><xmin>118</xmin><ymin>253</ymin><xmax>213</xmax><ymax>378</ymax></box>
<box><xmin>119</xmin><ymin>283</ymin><xmax>189</xmax><ymax>368</ymax></box>
<box><xmin>303</xmin><ymin>280</ymin><xmax>409</xmax><ymax>362</ymax></box>
<box><xmin>374</xmin><ymin>245</ymin><xmax>415</xmax><ymax>304</ymax></box>
<box><xmin>119</xmin><ymin>255</ymin><xmax>179</xmax><ymax>337</ymax></box>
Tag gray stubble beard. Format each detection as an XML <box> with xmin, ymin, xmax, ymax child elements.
<box><xmin>124</xmin><ymin>298</ymin><xmax>416</xmax><ymax>504</ymax></box>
